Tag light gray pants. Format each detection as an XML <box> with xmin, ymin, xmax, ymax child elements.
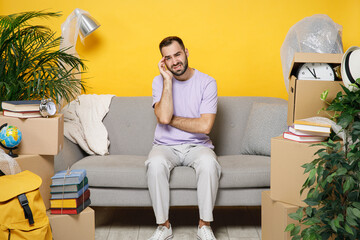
<box><xmin>145</xmin><ymin>144</ymin><xmax>221</xmax><ymax>224</ymax></box>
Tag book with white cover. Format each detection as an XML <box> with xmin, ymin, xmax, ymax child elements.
<box><xmin>283</xmin><ymin>132</ymin><xmax>327</xmax><ymax>143</ymax></box>
<box><xmin>293</xmin><ymin>119</ymin><xmax>331</xmax><ymax>134</ymax></box>
<box><xmin>288</xmin><ymin>126</ymin><xmax>329</xmax><ymax>137</ymax></box>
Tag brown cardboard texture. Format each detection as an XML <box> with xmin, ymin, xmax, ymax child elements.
<box><xmin>270</xmin><ymin>136</ymin><xmax>322</xmax><ymax>207</ymax></box>
<box><xmin>262</xmin><ymin>191</ymin><xmax>300</xmax><ymax>240</ymax></box>
<box><xmin>287</xmin><ymin>53</ymin><xmax>344</xmax><ymax>126</ymax></box>
<box><xmin>16</xmin><ymin>155</ymin><xmax>54</xmax><ymax>210</ymax></box>
<box><xmin>0</xmin><ymin>114</ymin><xmax>64</xmax><ymax>155</ymax></box>
<box><xmin>47</xmin><ymin>207</ymin><xmax>95</xmax><ymax>240</ymax></box>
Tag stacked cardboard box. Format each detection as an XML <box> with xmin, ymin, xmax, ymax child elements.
<box><xmin>0</xmin><ymin>114</ymin><xmax>64</xmax><ymax>155</ymax></box>
<box><xmin>262</xmin><ymin>191</ymin><xmax>301</xmax><ymax>240</ymax></box>
<box><xmin>15</xmin><ymin>155</ymin><xmax>55</xmax><ymax>210</ymax></box>
<box><xmin>270</xmin><ymin>136</ymin><xmax>322</xmax><ymax>207</ymax></box>
<box><xmin>46</xmin><ymin>207</ymin><xmax>95</xmax><ymax>240</ymax></box>
<box><xmin>0</xmin><ymin>114</ymin><xmax>95</xmax><ymax>239</ymax></box>
<box><xmin>0</xmin><ymin>114</ymin><xmax>64</xmax><ymax>209</ymax></box>
<box><xmin>262</xmin><ymin>136</ymin><xmax>322</xmax><ymax>240</ymax></box>
<box><xmin>262</xmin><ymin>53</ymin><xmax>344</xmax><ymax>239</ymax></box>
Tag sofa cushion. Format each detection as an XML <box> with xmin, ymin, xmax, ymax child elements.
<box><xmin>71</xmin><ymin>154</ymin><xmax>271</xmax><ymax>189</ymax></box>
<box><xmin>218</xmin><ymin>155</ymin><xmax>270</xmax><ymax>188</ymax></box>
<box><xmin>71</xmin><ymin>155</ymin><xmax>149</xmax><ymax>188</ymax></box>
<box><xmin>239</xmin><ymin>102</ymin><xmax>288</xmax><ymax>156</ymax></box>
<box><xmin>209</xmin><ymin>97</ymin><xmax>287</xmax><ymax>155</ymax></box>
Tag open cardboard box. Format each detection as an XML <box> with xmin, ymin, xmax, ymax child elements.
<box><xmin>287</xmin><ymin>53</ymin><xmax>344</xmax><ymax>126</ymax></box>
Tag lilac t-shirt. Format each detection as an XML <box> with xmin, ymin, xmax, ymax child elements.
<box><xmin>152</xmin><ymin>69</ymin><xmax>218</xmax><ymax>149</ymax></box>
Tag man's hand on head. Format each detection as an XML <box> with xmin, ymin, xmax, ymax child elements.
<box><xmin>158</xmin><ymin>57</ymin><xmax>173</xmax><ymax>81</ymax></box>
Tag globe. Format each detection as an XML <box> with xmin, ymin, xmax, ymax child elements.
<box><xmin>0</xmin><ymin>124</ymin><xmax>22</xmax><ymax>150</ymax></box>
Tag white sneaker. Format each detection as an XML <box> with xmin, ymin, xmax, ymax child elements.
<box><xmin>148</xmin><ymin>225</ymin><xmax>173</xmax><ymax>240</ymax></box>
<box><xmin>197</xmin><ymin>225</ymin><xmax>216</xmax><ymax>240</ymax></box>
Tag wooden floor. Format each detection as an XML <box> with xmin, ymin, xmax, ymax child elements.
<box><xmin>94</xmin><ymin>206</ymin><xmax>262</xmax><ymax>240</ymax></box>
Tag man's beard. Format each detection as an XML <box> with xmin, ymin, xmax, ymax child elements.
<box><xmin>169</xmin><ymin>57</ymin><xmax>189</xmax><ymax>76</ymax></box>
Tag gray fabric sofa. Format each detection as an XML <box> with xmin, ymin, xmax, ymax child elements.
<box><xmin>55</xmin><ymin>96</ymin><xmax>288</xmax><ymax>207</ymax></box>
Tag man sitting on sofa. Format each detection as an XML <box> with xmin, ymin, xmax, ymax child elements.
<box><xmin>146</xmin><ymin>36</ymin><xmax>222</xmax><ymax>240</ymax></box>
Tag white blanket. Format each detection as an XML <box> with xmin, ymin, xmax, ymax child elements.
<box><xmin>62</xmin><ymin>94</ymin><xmax>115</xmax><ymax>155</ymax></box>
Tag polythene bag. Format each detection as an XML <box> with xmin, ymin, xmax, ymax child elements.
<box><xmin>0</xmin><ymin>170</ymin><xmax>52</xmax><ymax>240</ymax></box>
<box><xmin>280</xmin><ymin>14</ymin><xmax>344</xmax><ymax>92</ymax></box>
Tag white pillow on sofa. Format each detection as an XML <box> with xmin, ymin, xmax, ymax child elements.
<box><xmin>240</xmin><ymin>102</ymin><xmax>288</xmax><ymax>156</ymax></box>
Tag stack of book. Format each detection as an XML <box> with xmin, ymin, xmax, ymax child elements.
<box><xmin>283</xmin><ymin>119</ymin><xmax>331</xmax><ymax>143</ymax></box>
<box><xmin>50</xmin><ymin>169</ymin><xmax>91</xmax><ymax>215</ymax></box>
<box><xmin>1</xmin><ymin>100</ymin><xmax>42</xmax><ymax>118</ymax></box>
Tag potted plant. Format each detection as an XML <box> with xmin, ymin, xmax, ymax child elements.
<box><xmin>285</xmin><ymin>83</ymin><xmax>360</xmax><ymax>239</ymax></box>
<box><xmin>0</xmin><ymin>10</ymin><xmax>87</xmax><ymax>109</ymax></box>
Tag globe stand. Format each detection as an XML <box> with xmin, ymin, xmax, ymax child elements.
<box><xmin>0</xmin><ymin>142</ymin><xmax>18</xmax><ymax>158</ymax></box>
<box><xmin>0</xmin><ymin>123</ymin><xmax>20</xmax><ymax>158</ymax></box>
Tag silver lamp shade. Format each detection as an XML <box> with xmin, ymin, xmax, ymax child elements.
<box><xmin>75</xmin><ymin>9</ymin><xmax>100</xmax><ymax>38</ymax></box>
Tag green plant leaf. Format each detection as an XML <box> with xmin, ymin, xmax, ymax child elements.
<box><xmin>338</xmin><ymin>214</ymin><xmax>344</xmax><ymax>222</ymax></box>
<box><xmin>291</xmin><ymin>225</ymin><xmax>301</xmax><ymax>236</ymax></box>
<box><xmin>320</xmin><ymin>90</ymin><xmax>329</xmax><ymax>101</ymax></box>
<box><xmin>305</xmin><ymin>207</ymin><xmax>313</xmax><ymax>217</ymax></box>
<box><xmin>326</xmin><ymin>173</ymin><xmax>336</xmax><ymax>183</ymax></box>
<box><xmin>337</xmin><ymin>113</ymin><xmax>354</xmax><ymax>129</ymax></box>
<box><xmin>346</xmin><ymin>215</ymin><xmax>357</xmax><ymax>226</ymax></box>
<box><xmin>303</xmin><ymin>163</ymin><xmax>315</xmax><ymax>174</ymax></box>
<box><xmin>303</xmin><ymin>217</ymin><xmax>321</xmax><ymax>225</ymax></box>
<box><xmin>285</xmin><ymin>223</ymin><xmax>295</xmax><ymax>232</ymax></box>
<box><xmin>351</xmin><ymin>208</ymin><xmax>360</xmax><ymax>219</ymax></box>
<box><xmin>303</xmin><ymin>199</ymin><xmax>319</xmax><ymax>206</ymax></box>
<box><xmin>352</xmin><ymin>202</ymin><xmax>360</xmax><ymax>210</ymax></box>
<box><xmin>289</xmin><ymin>208</ymin><xmax>304</xmax><ymax>221</ymax></box>
<box><xmin>334</xmin><ymin>217</ymin><xmax>341</xmax><ymax>229</ymax></box>
<box><xmin>343</xmin><ymin>178</ymin><xmax>352</xmax><ymax>193</ymax></box>
<box><xmin>329</xmin><ymin>219</ymin><xmax>337</xmax><ymax>232</ymax></box>
<box><xmin>289</xmin><ymin>213</ymin><xmax>302</xmax><ymax>221</ymax></box>
<box><xmin>292</xmin><ymin>236</ymin><xmax>301</xmax><ymax>240</ymax></box>
<box><xmin>336</xmin><ymin>167</ymin><xmax>347</xmax><ymax>176</ymax></box>
<box><xmin>344</xmin><ymin>223</ymin><xmax>354</xmax><ymax>235</ymax></box>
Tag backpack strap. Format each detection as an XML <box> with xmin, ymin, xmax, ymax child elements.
<box><xmin>18</xmin><ymin>193</ymin><xmax>35</xmax><ymax>225</ymax></box>
<box><xmin>0</xmin><ymin>170</ymin><xmax>4</xmax><ymax>176</ymax></box>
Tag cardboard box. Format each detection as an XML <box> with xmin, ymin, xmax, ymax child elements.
<box><xmin>0</xmin><ymin>114</ymin><xmax>64</xmax><ymax>155</ymax></box>
<box><xmin>262</xmin><ymin>191</ymin><xmax>300</xmax><ymax>240</ymax></box>
<box><xmin>16</xmin><ymin>155</ymin><xmax>54</xmax><ymax>210</ymax></box>
<box><xmin>287</xmin><ymin>53</ymin><xmax>344</xmax><ymax>126</ymax></box>
<box><xmin>47</xmin><ymin>207</ymin><xmax>95</xmax><ymax>240</ymax></box>
<box><xmin>270</xmin><ymin>136</ymin><xmax>322</xmax><ymax>207</ymax></box>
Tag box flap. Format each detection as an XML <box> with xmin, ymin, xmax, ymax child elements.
<box><xmin>288</xmin><ymin>53</ymin><xmax>343</xmax><ymax>80</ymax></box>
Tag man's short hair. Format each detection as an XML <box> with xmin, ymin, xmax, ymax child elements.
<box><xmin>159</xmin><ymin>36</ymin><xmax>185</xmax><ymax>53</ymax></box>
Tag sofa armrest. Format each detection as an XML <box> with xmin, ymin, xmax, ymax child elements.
<box><xmin>54</xmin><ymin>137</ymin><xmax>88</xmax><ymax>172</ymax></box>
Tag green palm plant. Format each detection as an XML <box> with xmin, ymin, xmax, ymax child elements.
<box><xmin>0</xmin><ymin>10</ymin><xmax>87</xmax><ymax>108</ymax></box>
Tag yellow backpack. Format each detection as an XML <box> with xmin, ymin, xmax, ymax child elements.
<box><xmin>0</xmin><ymin>170</ymin><xmax>52</xmax><ymax>240</ymax></box>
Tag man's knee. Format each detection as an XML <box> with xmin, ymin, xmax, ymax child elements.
<box><xmin>196</xmin><ymin>156</ymin><xmax>221</xmax><ymax>177</ymax></box>
<box><xmin>146</xmin><ymin>157</ymin><xmax>170</xmax><ymax>177</ymax></box>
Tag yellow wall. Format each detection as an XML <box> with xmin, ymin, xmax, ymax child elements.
<box><xmin>1</xmin><ymin>0</ymin><xmax>360</xmax><ymax>99</ymax></box>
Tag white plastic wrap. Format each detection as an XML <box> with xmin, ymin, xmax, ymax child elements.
<box><xmin>0</xmin><ymin>149</ymin><xmax>21</xmax><ymax>175</ymax></box>
<box><xmin>59</xmin><ymin>8</ymin><xmax>89</xmax><ymax>109</ymax></box>
<box><xmin>280</xmin><ymin>14</ymin><xmax>343</xmax><ymax>92</ymax></box>
<box><xmin>60</xmin><ymin>8</ymin><xmax>89</xmax><ymax>57</ymax></box>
